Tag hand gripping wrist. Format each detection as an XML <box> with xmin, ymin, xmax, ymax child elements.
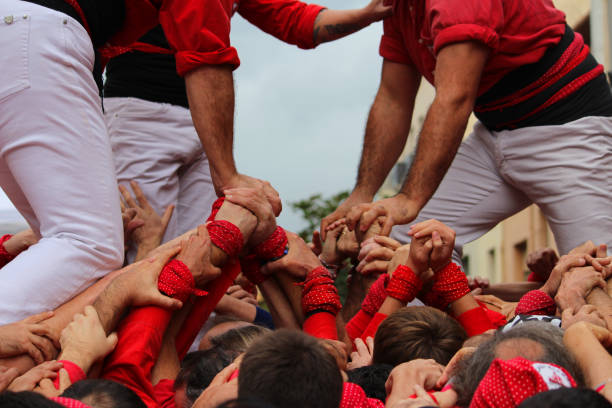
<box><xmin>254</xmin><ymin>226</ymin><xmax>288</xmax><ymax>262</ymax></box>
<box><xmin>207</xmin><ymin>220</ymin><xmax>244</xmax><ymax>257</ymax></box>
<box><xmin>386</xmin><ymin>264</ymin><xmax>423</xmax><ymax>303</ymax></box>
<box><xmin>158</xmin><ymin>259</ymin><xmax>208</xmax><ymax>303</ymax></box>
<box><xmin>431</xmin><ymin>262</ymin><xmax>470</xmax><ymax>305</ymax></box>
<box><xmin>206</xmin><ymin>197</ymin><xmax>225</xmax><ymax>222</ymax></box>
<box><xmin>301</xmin><ymin>266</ymin><xmax>342</xmax><ymax>316</ymax></box>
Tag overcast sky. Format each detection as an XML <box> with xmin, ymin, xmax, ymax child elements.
<box><xmin>0</xmin><ymin>1</ymin><xmax>386</xmax><ymax>234</ymax></box>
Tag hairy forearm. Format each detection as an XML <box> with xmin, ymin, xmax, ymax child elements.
<box><xmin>312</xmin><ymin>9</ymin><xmax>370</xmax><ymax>45</ymax></box>
<box><xmin>93</xmin><ymin>280</ymin><xmax>132</xmax><ymax>335</ymax></box>
<box><xmin>400</xmin><ymin>97</ymin><xmax>470</xmax><ymax>209</ymax></box>
<box><xmin>355</xmin><ymin>87</ymin><xmax>414</xmax><ymax>197</ymax></box>
<box><xmin>185</xmin><ymin>65</ymin><xmax>237</xmax><ymax>188</ymax></box>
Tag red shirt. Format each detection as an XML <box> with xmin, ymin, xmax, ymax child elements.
<box><xmin>158</xmin><ymin>0</ymin><xmax>323</xmax><ymax>75</ymax></box>
<box><xmin>379</xmin><ymin>0</ymin><xmax>566</xmax><ymax>95</ymax></box>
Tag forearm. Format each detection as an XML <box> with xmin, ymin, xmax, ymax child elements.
<box><xmin>274</xmin><ymin>273</ymin><xmax>305</xmax><ymax>324</ymax></box>
<box><xmin>587</xmin><ymin>288</ymin><xmax>612</xmax><ymax>328</ymax></box>
<box><xmin>258</xmin><ymin>278</ymin><xmax>300</xmax><ymax>329</ymax></box>
<box><xmin>481</xmin><ymin>282</ymin><xmax>541</xmax><ymax>302</ymax></box>
<box><xmin>312</xmin><ymin>8</ymin><xmax>371</xmax><ymax>45</ymax></box>
<box><xmin>355</xmin><ymin>87</ymin><xmax>413</xmax><ymax>198</ymax></box>
<box><xmin>565</xmin><ymin>326</ymin><xmax>612</xmax><ymax>387</ymax></box>
<box><xmin>93</xmin><ymin>281</ymin><xmax>132</xmax><ymax>335</ymax></box>
<box><xmin>399</xmin><ymin>98</ymin><xmax>470</xmax><ymax>209</ymax></box>
<box><xmin>215</xmin><ymin>295</ymin><xmax>257</xmax><ymax>322</ymax></box>
<box><xmin>185</xmin><ymin>65</ymin><xmax>237</xmax><ymax>188</ymax></box>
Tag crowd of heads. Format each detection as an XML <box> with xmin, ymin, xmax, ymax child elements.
<box><xmin>0</xmin><ymin>185</ymin><xmax>611</xmax><ymax>408</ymax></box>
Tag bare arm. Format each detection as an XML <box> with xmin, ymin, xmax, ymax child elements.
<box><xmin>312</xmin><ymin>0</ymin><xmax>391</xmax><ymax>45</ymax></box>
<box><xmin>185</xmin><ymin>65</ymin><xmax>236</xmax><ymax>192</ymax></box>
<box><xmin>321</xmin><ymin>60</ymin><xmax>420</xmax><ymax>236</ymax></box>
<box><xmin>258</xmin><ymin>278</ymin><xmax>301</xmax><ymax>329</ymax></box>
<box><xmin>400</xmin><ymin>42</ymin><xmax>488</xmax><ymax>209</ymax></box>
<box><xmin>345</xmin><ymin>42</ymin><xmax>489</xmax><ymax>236</ymax></box>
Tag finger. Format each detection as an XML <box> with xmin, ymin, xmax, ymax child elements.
<box><xmin>107</xmin><ymin>332</ymin><xmax>119</xmax><ymax>351</ymax></box>
<box><xmin>25</xmin><ymin>343</ymin><xmax>44</xmax><ymax>365</ymax></box>
<box><xmin>379</xmin><ymin>214</ymin><xmax>395</xmax><ymax>237</ymax></box>
<box><xmin>211</xmin><ymin>362</ymin><xmax>238</xmax><ymax>387</ymax></box>
<box><xmin>346</xmin><ymin>204</ymin><xmax>372</xmax><ymax>232</ymax></box>
<box><xmin>29</xmin><ymin>334</ymin><xmax>55</xmax><ymax>362</ymax></box>
<box><xmin>311</xmin><ymin>230</ymin><xmax>322</xmax><ymax>254</ymax></box>
<box><xmin>227</xmin><ymin>285</ymin><xmax>241</xmax><ymax>294</ymax></box>
<box><xmin>23</xmin><ymin>311</ymin><xmax>54</xmax><ymax>324</ymax></box>
<box><xmin>365</xmin><ymin>247</ymin><xmax>395</xmax><ymax>263</ymax></box>
<box><xmin>148</xmin><ymin>245</ymin><xmax>182</xmax><ymax>268</ymax></box>
<box><xmin>119</xmin><ymin>198</ymin><xmax>126</xmax><ymax>212</ymax></box>
<box><xmin>58</xmin><ymin>368</ymin><xmax>71</xmax><ymax>392</ymax></box>
<box><xmin>360</xmin><ymin>260</ymin><xmax>390</xmax><ymax>276</ymax></box>
<box><xmin>598</xmin><ymin>244</ymin><xmax>608</xmax><ymax>259</ymax></box>
<box><xmin>153</xmin><ymin>293</ymin><xmax>183</xmax><ymax>310</ymax></box>
<box><xmin>374</xmin><ymin>235</ymin><xmax>402</xmax><ymax>250</ymax></box>
<box><xmin>413</xmin><ymin>384</ymin><xmax>432</xmax><ymax>401</ymax></box>
<box><xmin>354</xmin><ymin>338</ymin><xmax>368</xmax><ymax>355</ymax></box>
<box><xmin>366</xmin><ymin>337</ymin><xmax>375</xmax><ymax>354</ymax></box>
<box><xmin>118</xmin><ymin>184</ymin><xmax>138</xmax><ymax>208</ymax></box>
<box><xmin>160</xmin><ymin>204</ymin><xmax>175</xmax><ymax>230</ymax></box>
<box><xmin>130</xmin><ymin>180</ymin><xmax>152</xmax><ymax>209</ymax></box>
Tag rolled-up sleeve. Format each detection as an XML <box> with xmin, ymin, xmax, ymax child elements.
<box><xmin>159</xmin><ymin>0</ymin><xmax>241</xmax><ymax>76</ymax></box>
<box><xmin>238</xmin><ymin>0</ymin><xmax>324</xmax><ymax>49</ymax></box>
<box><xmin>428</xmin><ymin>0</ymin><xmax>503</xmax><ymax>55</ymax></box>
<box><xmin>379</xmin><ymin>17</ymin><xmax>411</xmax><ymax>65</ymax></box>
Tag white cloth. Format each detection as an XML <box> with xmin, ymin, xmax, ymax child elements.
<box><xmin>104</xmin><ymin>96</ymin><xmax>216</xmax><ymax>261</ymax></box>
<box><xmin>0</xmin><ymin>1</ymin><xmax>124</xmax><ymax>323</ymax></box>
<box><xmin>392</xmin><ymin>117</ymin><xmax>612</xmax><ymax>264</ymax></box>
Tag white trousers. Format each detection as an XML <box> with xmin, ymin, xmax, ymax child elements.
<box><xmin>0</xmin><ymin>1</ymin><xmax>124</xmax><ymax>323</ymax></box>
<box><xmin>104</xmin><ymin>97</ymin><xmax>216</xmax><ymax>260</ymax></box>
<box><xmin>392</xmin><ymin>117</ymin><xmax>612</xmax><ymax>265</ymax></box>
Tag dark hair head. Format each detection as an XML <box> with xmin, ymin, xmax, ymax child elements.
<box><xmin>238</xmin><ymin>329</ymin><xmax>343</xmax><ymax>408</ymax></box>
<box><xmin>373</xmin><ymin>306</ymin><xmax>467</xmax><ymax>366</ymax></box>
<box><xmin>453</xmin><ymin>322</ymin><xmax>583</xmax><ymax>407</ymax></box>
<box><xmin>518</xmin><ymin>387</ymin><xmax>612</xmax><ymax>408</ymax></box>
<box><xmin>0</xmin><ymin>391</ymin><xmax>63</xmax><ymax>407</ymax></box>
<box><xmin>174</xmin><ymin>346</ymin><xmax>235</xmax><ymax>406</ymax></box>
<box><xmin>217</xmin><ymin>398</ymin><xmax>277</xmax><ymax>408</ymax></box>
<box><xmin>346</xmin><ymin>364</ymin><xmax>393</xmax><ymax>402</ymax></box>
<box><xmin>61</xmin><ymin>379</ymin><xmax>145</xmax><ymax>408</ymax></box>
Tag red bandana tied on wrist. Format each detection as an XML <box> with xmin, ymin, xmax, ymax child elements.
<box><xmin>432</xmin><ymin>262</ymin><xmax>470</xmax><ymax>306</ymax></box>
<box><xmin>158</xmin><ymin>259</ymin><xmax>208</xmax><ymax>303</ymax></box>
<box><xmin>301</xmin><ymin>266</ymin><xmax>342</xmax><ymax>316</ymax></box>
<box><xmin>386</xmin><ymin>265</ymin><xmax>422</xmax><ymax>304</ymax></box>
<box><xmin>206</xmin><ymin>197</ymin><xmax>225</xmax><ymax>222</ymax></box>
<box><xmin>470</xmin><ymin>357</ymin><xmax>576</xmax><ymax>408</ymax></box>
<box><xmin>340</xmin><ymin>382</ymin><xmax>384</xmax><ymax>408</ymax></box>
<box><xmin>240</xmin><ymin>254</ymin><xmax>268</xmax><ymax>285</ymax></box>
<box><xmin>515</xmin><ymin>290</ymin><xmax>556</xmax><ymax>316</ymax></box>
<box><xmin>254</xmin><ymin>226</ymin><xmax>288</xmax><ymax>261</ymax></box>
<box><xmin>0</xmin><ymin>234</ymin><xmax>15</xmax><ymax>265</ymax></box>
<box><xmin>51</xmin><ymin>398</ymin><xmax>93</xmax><ymax>408</ymax></box>
<box><xmin>362</xmin><ymin>274</ymin><xmax>390</xmax><ymax>316</ymax></box>
<box><xmin>207</xmin><ymin>220</ymin><xmax>244</xmax><ymax>257</ymax></box>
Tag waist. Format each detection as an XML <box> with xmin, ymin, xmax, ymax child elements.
<box><xmin>474</xmin><ymin>25</ymin><xmax>611</xmax><ymax>130</ymax></box>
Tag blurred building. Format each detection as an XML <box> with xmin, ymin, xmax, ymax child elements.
<box><xmin>379</xmin><ymin>0</ymin><xmax>602</xmax><ymax>283</ymax></box>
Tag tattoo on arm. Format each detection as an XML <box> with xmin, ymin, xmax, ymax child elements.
<box><xmin>312</xmin><ymin>11</ymin><xmax>324</xmax><ymax>44</ymax></box>
<box><xmin>324</xmin><ymin>23</ymin><xmax>361</xmax><ymax>36</ymax></box>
